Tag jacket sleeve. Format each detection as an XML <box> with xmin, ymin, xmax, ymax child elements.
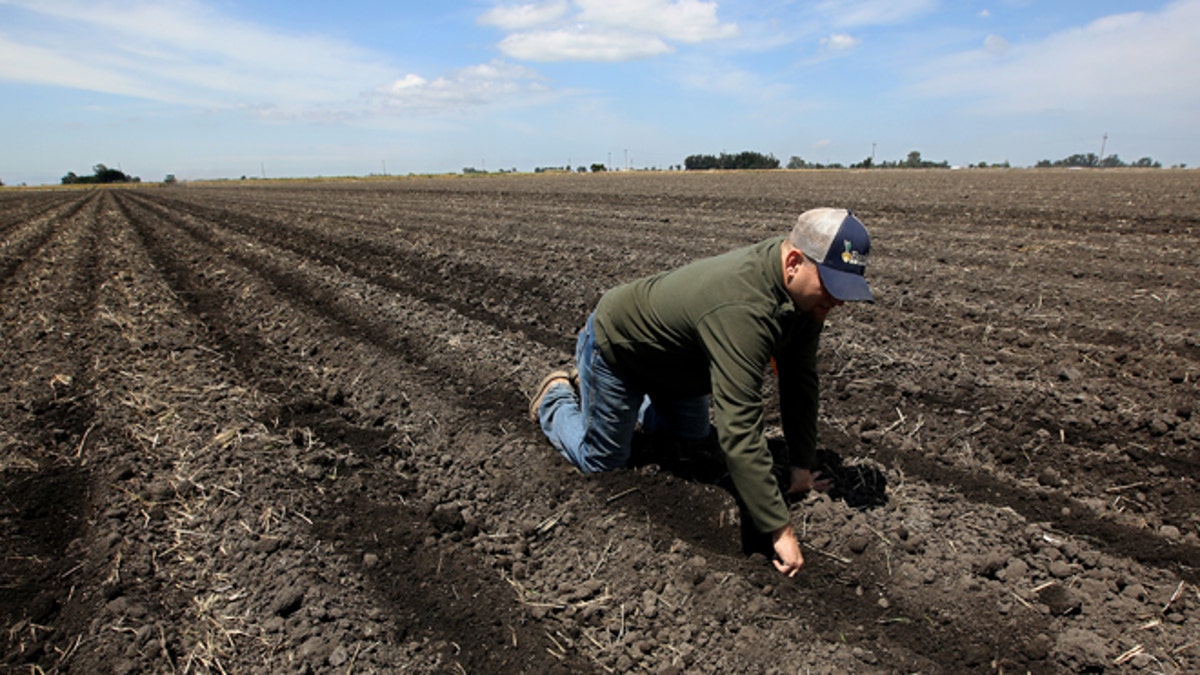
<box><xmin>775</xmin><ymin>317</ymin><xmax>822</xmax><ymax>470</ymax></box>
<box><xmin>699</xmin><ymin>308</ymin><xmax>791</xmax><ymax>534</ymax></box>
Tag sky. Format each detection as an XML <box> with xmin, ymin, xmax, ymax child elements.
<box><xmin>1</xmin><ymin>0</ymin><xmax>1197</xmax><ymax>185</ymax></box>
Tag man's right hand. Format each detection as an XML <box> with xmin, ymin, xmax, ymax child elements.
<box><xmin>787</xmin><ymin>467</ymin><xmax>833</xmax><ymax>495</ymax></box>
<box><xmin>771</xmin><ymin>524</ymin><xmax>805</xmax><ymax>576</ymax></box>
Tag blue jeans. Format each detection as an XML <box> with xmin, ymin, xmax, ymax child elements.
<box><xmin>538</xmin><ymin>314</ymin><xmax>711</xmax><ymax>473</ymax></box>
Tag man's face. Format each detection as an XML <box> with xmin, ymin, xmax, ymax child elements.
<box><xmin>784</xmin><ymin>251</ymin><xmax>844</xmax><ymax>322</ymax></box>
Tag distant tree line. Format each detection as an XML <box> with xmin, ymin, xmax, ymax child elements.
<box><xmin>62</xmin><ymin>164</ymin><xmax>141</xmax><ymax>185</ymax></box>
<box><xmin>469</xmin><ymin>149</ymin><xmax>1178</xmax><ymax>178</ymax></box>
<box><xmin>784</xmin><ymin>150</ymin><xmax>951</xmax><ymax>170</ymax></box>
<box><xmin>685</xmin><ymin>151</ymin><xmax>780</xmax><ymax>170</ymax></box>
<box><xmin>1035</xmin><ymin>153</ymin><xmax>1161</xmax><ymax>168</ymax></box>
<box><xmin>473</xmin><ymin>164</ymin><xmax>608</xmax><ymax>175</ymax></box>
<box><xmin>787</xmin><ymin>156</ymin><xmax>843</xmax><ymax>169</ymax></box>
<box><xmin>533</xmin><ymin>165</ymin><xmax>605</xmax><ymax>173</ymax></box>
<box><xmin>461</xmin><ymin>166</ymin><xmax>518</xmax><ymax>175</ymax></box>
<box><xmin>684</xmin><ymin>150</ymin><xmax>950</xmax><ymax>171</ymax></box>
<box><xmin>687</xmin><ymin>149</ymin><xmax>1174</xmax><ymax>171</ymax></box>
<box><xmin>848</xmin><ymin>150</ymin><xmax>950</xmax><ymax>169</ymax></box>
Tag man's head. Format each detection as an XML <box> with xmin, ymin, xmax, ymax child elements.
<box><xmin>788</xmin><ymin>208</ymin><xmax>873</xmax><ymax>303</ymax></box>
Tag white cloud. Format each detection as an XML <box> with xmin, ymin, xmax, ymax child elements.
<box><xmin>0</xmin><ymin>35</ymin><xmax>155</xmax><ymax>99</ymax></box>
<box><xmin>0</xmin><ymin>0</ymin><xmax>564</xmax><ymax>121</ymax></box>
<box><xmin>913</xmin><ymin>0</ymin><xmax>1200</xmax><ymax>117</ymax></box>
<box><xmin>821</xmin><ymin>33</ymin><xmax>861</xmax><ymax>51</ymax></box>
<box><xmin>0</xmin><ymin>0</ymin><xmax>394</xmax><ymax>107</ymax></box>
<box><xmin>816</xmin><ymin>0</ymin><xmax>938</xmax><ymax>28</ymax></box>
<box><xmin>500</xmin><ymin>28</ymin><xmax>672</xmax><ymax>61</ymax></box>
<box><xmin>983</xmin><ymin>34</ymin><xmax>1009</xmax><ymax>55</ymax></box>
<box><xmin>387</xmin><ymin>74</ymin><xmax>429</xmax><ymax>91</ymax></box>
<box><xmin>575</xmin><ymin>0</ymin><xmax>739</xmax><ymax>43</ymax></box>
<box><xmin>479</xmin><ymin>1</ymin><xmax>570</xmax><ymax>31</ymax></box>
<box><xmin>370</xmin><ymin>60</ymin><xmax>552</xmax><ymax>113</ymax></box>
<box><xmin>486</xmin><ymin>0</ymin><xmax>737</xmax><ymax>62</ymax></box>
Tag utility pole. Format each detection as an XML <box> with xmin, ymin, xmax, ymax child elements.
<box><xmin>381</xmin><ymin>160</ymin><xmax>387</xmax><ymax>176</ymax></box>
<box><xmin>1099</xmin><ymin>133</ymin><xmax>1108</xmax><ymax>162</ymax></box>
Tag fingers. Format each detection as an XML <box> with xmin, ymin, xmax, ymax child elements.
<box><xmin>771</xmin><ymin>524</ymin><xmax>805</xmax><ymax>576</ymax></box>
<box><xmin>773</xmin><ymin>559</ymin><xmax>800</xmax><ymax>577</ymax></box>
<box><xmin>803</xmin><ymin>469</ymin><xmax>835</xmax><ymax>493</ymax></box>
<box><xmin>786</xmin><ymin>467</ymin><xmax>811</xmax><ymax>494</ymax></box>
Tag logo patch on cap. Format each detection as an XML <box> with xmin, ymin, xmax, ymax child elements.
<box><xmin>841</xmin><ymin>240</ymin><xmax>868</xmax><ymax>267</ymax></box>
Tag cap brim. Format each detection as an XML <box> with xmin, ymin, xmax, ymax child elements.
<box><xmin>817</xmin><ymin>265</ymin><xmax>874</xmax><ymax>303</ymax></box>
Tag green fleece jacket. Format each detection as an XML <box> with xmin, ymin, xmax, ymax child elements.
<box><xmin>593</xmin><ymin>237</ymin><xmax>822</xmax><ymax>534</ymax></box>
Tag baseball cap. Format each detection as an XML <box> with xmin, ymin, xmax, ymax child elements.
<box><xmin>789</xmin><ymin>208</ymin><xmax>874</xmax><ymax>302</ymax></box>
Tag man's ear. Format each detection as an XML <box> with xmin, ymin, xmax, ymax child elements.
<box><xmin>784</xmin><ymin>247</ymin><xmax>806</xmax><ymax>274</ymax></box>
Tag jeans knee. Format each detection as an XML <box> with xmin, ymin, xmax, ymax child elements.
<box><xmin>580</xmin><ymin>451</ymin><xmax>626</xmax><ymax>473</ymax></box>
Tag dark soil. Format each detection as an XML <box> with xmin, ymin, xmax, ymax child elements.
<box><xmin>1</xmin><ymin>169</ymin><xmax>1197</xmax><ymax>673</ymax></box>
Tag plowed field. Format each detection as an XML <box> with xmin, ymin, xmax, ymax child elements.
<box><xmin>2</xmin><ymin>170</ymin><xmax>1197</xmax><ymax>674</ymax></box>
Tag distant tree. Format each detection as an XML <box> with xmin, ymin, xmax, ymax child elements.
<box><xmin>786</xmin><ymin>156</ymin><xmax>808</xmax><ymax>169</ymax></box>
<box><xmin>62</xmin><ymin>164</ymin><xmax>137</xmax><ymax>184</ymax></box>
<box><xmin>685</xmin><ymin>151</ymin><xmax>779</xmax><ymax>171</ymax></box>
<box><xmin>163</xmin><ymin>174</ymin><xmax>177</xmax><ymax>184</ymax></box>
<box><xmin>729</xmin><ymin>151</ymin><xmax>779</xmax><ymax>169</ymax></box>
<box><xmin>1061</xmin><ymin>153</ymin><xmax>1100</xmax><ymax>167</ymax></box>
<box><xmin>92</xmin><ymin>163</ymin><xmax>131</xmax><ymax>183</ymax></box>
<box><xmin>892</xmin><ymin>151</ymin><xmax>949</xmax><ymax>169</ymax></box>
<box><xmin>1036</xmin><ymin>152</ymin><xmax>1158</xmax><ymax>168</ymax></box>
<box><xmin>590</xmin><ymin>163</ymin><xmax>607</xmax><ymax>172</ymax></box>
